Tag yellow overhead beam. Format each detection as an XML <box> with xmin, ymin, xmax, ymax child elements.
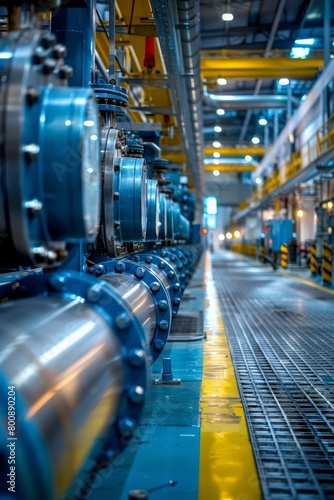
<box><xmin>201</xmin><ymin>56</ymin><xmax>323</xmax><ymax>80</ymax></box>
<box><xmin>161</xmin><ymin>151</ymin><xmax>187</xmax><ymax>163</ymax></box>
<box><xmin>205</xmin><ymin>164</ymin><xmax>257</xmax><ymax>172</ymax></box>
<box><xmin>205</xmin><ymin>147</ymin><xmax>265</xmax><ymax>157</ymax></box>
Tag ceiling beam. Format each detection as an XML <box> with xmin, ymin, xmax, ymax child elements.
<box><xmin>201</xmin><ymin>56</ymin><xmax>323</xmax><ymax>80</ymax></box>
<box><xmin>205</xmin><ymin>165</ymin><xmax>257</xmax><ymax>172</ymax></box>
<box><xmin>205</xmin><ymin>147</ymin><xmax>265</xmax><ymax>157</ymax></box>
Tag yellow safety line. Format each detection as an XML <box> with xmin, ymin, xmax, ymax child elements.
<box><xmin>278</xmin><ymin>270</ymin><xmax>334</xmax><ymax>296</ymax></box>
<box><xmin>199</xmin><ymin>252</ymin><xmax>261</xmax><ymax>500</ymax></box>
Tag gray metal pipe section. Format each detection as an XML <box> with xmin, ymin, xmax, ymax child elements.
<box><xmin>0</xmin><ymin>295</ymin><xmax>123</xmax><ymax>494</ymax></box>
<box><xmin>151</xmin><ymin>0</ymin><xmax>204</xmax><ymax>221</ymax></box>
<box><xmin>209</xmin><ymin>94</ymin><xmax>300</xmax><ymax>108</ymax></box>
<box><xmin>101</xmin><ymin>274</ymin><xmax>156</xmax><ymax>346</ymax></box>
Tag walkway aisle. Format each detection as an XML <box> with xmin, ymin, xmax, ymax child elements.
<box><xmin>211</xmin><ymin>250</ymin><xmax>334</xmax><ymax>500</ymax></box>
<box><xmin>199</xmin><ymin>252</ymin><xmax>261</xmax><ymax>500</ymax></box>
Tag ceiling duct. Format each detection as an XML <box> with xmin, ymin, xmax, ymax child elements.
<box><xmin>151</xmin><ymin>0</ymin><xmax>204</xmax><ymax>219</ymax></box>
<box><xmin>207</xmin><ymin>94</ymin><xmax>300</xmax><ymax>109</ymax></box>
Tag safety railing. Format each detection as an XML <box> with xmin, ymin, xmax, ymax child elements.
<box><xmin>237</xmin><ymin>112</ymin><xmax>334</xmax><ymax>213</ymax></box>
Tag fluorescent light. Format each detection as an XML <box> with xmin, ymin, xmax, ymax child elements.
<box><xmin>0</xmin><ymin>52</ymin><xmax>12</xmax><ymax>59</ymax></box>
<box><xmin>255</xmin><ymin>177</ymin><xmax>262</xmax><ymax>185</ymax></box>
<box><xmin>251</xmin><ymin>136</ymin><xmax>260</xmax><ymax>144</ymax></box>
<box><xmin>217</xmin><ymin>78</ymin><xmax>227</xmax><ymax>86</ymax></box>
<box><xmin>222</xmin><ymin>13</ymin><xmax>233</xmax><ymax>21</ymax></box>
<box><xmin>279</xmin><ymin>78</ymin><xmax>290</xmax><ymax>86</ymax></box>
<box><xmin>259</xmin><ymin>117</ymin><xmax>267</xmax><ymax>126</ymax></box>
<box><xmin>213</xmin><ymin>170</ymin><xmax>220</xmax><ymax>176</ymax></box>
<box><xmin>212</xmin><ymin>141</ymin><xmax>221</xmax><ymax>148</ymax></box>
<box><xmin>213</xmin><ymin>152</ymin><xmax>221</xmax><ymax>158</ymax></box>
<box><xmin>295</xmin><ymin>38</ymin><xmax>314</xmax><ymax>45</ymax></box>
<box><xmin>245</xmin><ymin>155</ymin><xmax>252</xmax><ymax>162</ymax></box>
<box><xmin>290</xmin><ymin>47</ymin><xmax>310</xmax><ymax>58</ymax></box>
<box><xmin>301</xmin><ymin>94</ymin><xmax>307</xmax><ymax>101</ymax></box>
<box><xmin>216</xmin><ymin>108</ymin><xmax>225</xmax><ymax>116</ymax></box>
<box><xmin>214</xmin><ymin>125</ymin><xmax>222</xmax><ymax>133</ymax></box>
<box><xmin>84</xmin><ymin>120</ymin><xmax>95</xmax><ymax>127</ymax></box>
<box><xmin>206</xmin><ymin>196</ymin><xmax>218</xmax><ymax>215</ymax></box>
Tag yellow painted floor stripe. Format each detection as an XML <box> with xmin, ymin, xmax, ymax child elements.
<box><xmin>199</xmin><ymin>252</ymin><xmax>261</xmax><ymax>500</ymax></box>
<box><xmin>278</xmin><ymin>270</ymin><xmax>334</xmax><ymax>296</ymax></box>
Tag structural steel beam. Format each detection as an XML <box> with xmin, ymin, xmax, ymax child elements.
<box><xmin>201</xmin><ymin>56</ymin><xmax>323</xmax><ymax>80</ymax></box>
<box><xmin>205</xmin><ymin>165</ymin><xmax>257</xmax><ymax>172</ymax></box>
<box><xmin>205</xmin><ymin>147</ymin><xmax>265</xmax><ymax>157</ymax></box>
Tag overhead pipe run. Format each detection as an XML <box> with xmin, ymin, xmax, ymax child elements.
<box><xmin>151</xmin><ymin>0</ymin><xmax>205</xmax><ymax>220</ymax></box>
<box><xmin>207</xmin><ymin>94</ymin><xmax>301</xmax><ymax>109</ymax></box>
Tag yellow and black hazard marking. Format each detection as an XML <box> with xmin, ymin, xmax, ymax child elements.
<box><xmin>322</xmin><ymin>244</ymin><xmax>332</xmax><ymax>284</ymax></box>
<box><xmin>310</xmin><ymin>244</ymin><xmax>318</xmax><ymax>275</ymax></box>
<box><xmin>280</xmin><ymin>243</ymin><xmax>288</xmax><ymax>268</ymax></box>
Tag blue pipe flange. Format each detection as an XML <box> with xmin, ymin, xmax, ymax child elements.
<box><xmin>158</xmin><ymin>192</ymin><xmax>167</xmax><ymax>241</ymax></box>
<box><xmin>0</xmin><ymin>29</ymin><xmax>101</xmax><ymax>267</ymax></box>
<box><xmin>113</xmin><ymin>157</ymin><xmax>148</xmax><ymax>242</ymax></box>
<box><xmin>173</xmin><ymin>202</ymin><xmax>181</xmax><ymax>238</ymax></box>
<box><xmin>92</xmin><ymin>127</ymin><xmax>122</xmax><ymax>257</ymax></box>
<box><xmin>182</xmin><ymin>245</ymin><xmax>200</xmax><ymax>268</ymax></box>
<box><xmin>97</xmin><ymin>259</ymin><xmax>172</xmax><ymax>363</ymax></box>
<box><xmin>91</xmin><ymin>83</ymin><xmax>128</xmax><ymax>116</ymax></box>
<box><xmin>0</xmin><ymin>270</ymin><xmax>147</xmax><ymax>500</ymax></box>
<box><xmin>169</xmin><ymin>247</ymin><xmax>192</xmax><ymax>281</ymax></box>
<box><xmin>152</xmin><ymin>158</ymin><xmax>169</xmax><ymax>173</ymax></box>
<box><xmin>146</xmin><ymin>179</ymin><xmax>159</xmax><ymax>242</ymax></box>
<box><xmin>127</xmin><ymin>139</ymin><xmax>144</xmax><ymax>158</ymax></box>
<box><xmin>178</xmin><ymin>214</ymin><xmax>191</xmax><ymax>241</ymax></box>
<box><xmin>150</xmin><ymin>248</ymin><xmax>187</xmax><ymax>291</ymax></box>
<box><xmin>129</xmin><ymin>253</ymin><xmax>182</xmax><ymax>318</ymax></box>
<box><xmin>165</xmin><ymin>198</ymin><xmax>174</xmax><ymax>241</ymax></box>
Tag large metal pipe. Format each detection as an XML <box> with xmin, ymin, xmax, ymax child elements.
<box><xmin>0</xmin><ymin>270</ymin><xmax>148</xmax><ymax>500</ymax></box>
<box><xmin>102</xmin><ymin>273</ymin><xmax>156</xmax><ymax>346</ymax></box>
<box><xmin>0</xmin><ymin>295</ymin><xmax>123</xmax><ymax>499</ymax></box>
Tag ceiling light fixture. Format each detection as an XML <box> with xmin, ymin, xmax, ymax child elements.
<box><xmin>218</xmin><ymin>234</ymin><xmax>225</xmax><ymax>241</ymax></box>
<box><xmin>234</xmin><ymin>231</ymin><xmax>241</xmax><ymax>238</ymax></box>
<box><xmin>290</xmin><ymin>47</ymin><xmax>310</xmax><ymax>59</ymax></box>
<box><xmin>212</xmin><ymin>141</ymin><xmax>221</xmax><ymax>148</ymax></box>
<box><xmin>213</xmin><ymin>170</ymin><xmax>220</xmax><ymax>176</ymax></box>
<box><xmin>214</xmin><ymin>125</ymin><xmax>222</xmax><ymax>132</ymax></box>
<box><xmin>217</xmin><ymin>78</ymin><xmax>227</xmax><ymax>85</ymax></box>
<box><xmin>226</xmin><ymin>232</ymin><xmax>232</xmax><ymax>239</ymax></box>
<box><xmin>255</xmin><ymin>177</ymin><xmax>262</xmax><ymax>185</ymax></box>
<box><xmin>297</xmin><ymin>209</ymin><xmax>304</xmax><ymax>217</ymax></box>
<box><xmin>279</xmin><ymin>77</ymin><xmax>290</xmax><ymax>86</ymax></box>
<box><xmin>295</xmin><ymin>38</ymin><xmax>314</xmax><ymax>45</ymax></box>
<box><xmin>222</xmin><ymin>13</ymin><xmax>234</xmax><ymax>21</ymax></box>
<box><xmin>216</xmin><ymin>108</ymin><xmax>225</xmax><ymax>116</ymax></box>
<box><xmin>259</xmin><ymin>117</ymin><xmax>268</xmax><ymax>126</ymax></box>
<box><xmin>213</xmin><ymin>159</ymin><xmax>220</xmax><ymax>165</ymax></box>
<box><xmin>245</xmin><ymin>155</ymin><xmax>252</xmax><ymax>162</ymax></box>
<box><xmin>213</xmin><ymin>152</ymin><xmax>221</xmax><ymax>158</ymax></box>
<box><xmin>251</xmin><ymin>136</ymin><xmax>260</xmax><ymax>144</ymax></box>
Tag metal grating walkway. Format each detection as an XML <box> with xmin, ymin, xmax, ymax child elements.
<box><xmin>212</xmin><ymin>251</ymin><xmax>334</xmax><ymax>500</ymax></box>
